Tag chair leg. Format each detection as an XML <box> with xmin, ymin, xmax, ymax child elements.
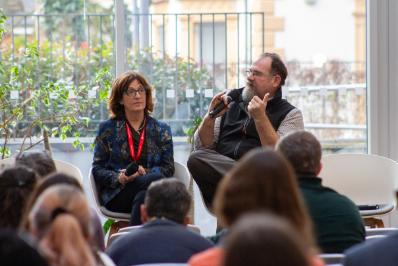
<box><xmin>188</xmin><ymin>175</ymin><xmax>195</xmax><ymax>224</ymax></box>
<box><xmin>364</xmin><ymin>217</ymin><xmax>385</xmax><ymax>228</ymax></box>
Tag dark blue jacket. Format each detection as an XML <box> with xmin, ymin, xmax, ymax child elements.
<box><xmin>107</xmin><ymin>219</ymin><xmax>213</xmax><ymax>266</ymax></box>
<box><xmin>92</xmin><ymin>116</ymin><xmax>174</xmax><ymax>205</ymax></box>
<box><xmin>344</xmin><ymin>232</ymin><xmax>398</xmax><ymax>266</ymax></box>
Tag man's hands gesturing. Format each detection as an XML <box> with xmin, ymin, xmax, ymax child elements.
<box><xmin>248</xmin><ymin>93</ymin><xmax>269</xmax><ymax>121</ymax></box>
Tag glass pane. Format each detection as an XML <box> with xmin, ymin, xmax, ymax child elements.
<box><xmin>0</xmin><ymin>0</ymin><xmax>114</xmax><ymax>145</ymax></box>
<box><xmin>275</xmin><ymin>0</ymin><xmax>366</xmax><ymax>153</ymax></box>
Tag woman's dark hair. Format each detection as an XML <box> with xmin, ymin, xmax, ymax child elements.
<box><xmin>223</xmin><ymin>213</ymin><xmax>311</xmax><ymax>266</ymax></box>
<box><xmin>214</xmin><ymin>148</ymin><xmax>315</xmax><ymax>247</ymax></box>
<box><xmin>108</xmin><ymin>71</ymin><xmax>154</xmax><ymax>118</ymax></box>
<box><xmin>15</xmin><ymin>151</ymin><xmax>56</xmax><ymax>178</ymax></box>
<box><xmin>0</xmin><ymin>166</ymin><xmax>37</xmax><ymax>229</ymax></box>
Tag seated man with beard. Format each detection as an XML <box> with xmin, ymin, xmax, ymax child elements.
<box><xmin>188</xmin><ymin>52</ymin><xmax>304</xmax><ymax>209</ymax></box>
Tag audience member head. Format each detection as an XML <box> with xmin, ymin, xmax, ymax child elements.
<box><xmin>28</xmin><ymin>185</ymin><xmax>95</xmax><ymax>266</ymax></box>
<box><xmin>141</xmin><ymin>178</ymin><xmax>191</xmax><ymax>225</ymax></box>
<box><xmin>276</xmin><ymin>131</ymin><xmax>322</xmax><ymax>176</ymax></box>
<box><xmin>21</xmin><ymin>173</ymin><xmax>82</xmax><ymax>230</ymax></box>
<box><xmin>214</xmin><ymin>148</ymin><xmax>314</xmax><ymax>247</ymax></box>
<box><xmin>15</xmin><ymin>151</ymin><xmax>56</xmax><ymax>178</ymax></box>
<box><xmin>0</xmin><ymin>229</ymin><xmax>48</xmax><ymax>266</ymax></box>
<box><xmin>108</xmin><ymin>70</ymin><xmax>155</xmax><ymax>118</ymax></box>
<box><xmin>223</xmin><ymin>213</ymin><xmax>321</xmax><ymax>266</ymax></box>
<box><xmin>0</xmin><ymin>166</ymin><xmax>37</xmax><ymax>229</ymax></box>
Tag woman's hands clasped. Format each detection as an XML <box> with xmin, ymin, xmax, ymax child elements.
<box><xmin>118</xmin><ymin>165</ymin><xmax>147</xmax><ymax>185</ymax></box>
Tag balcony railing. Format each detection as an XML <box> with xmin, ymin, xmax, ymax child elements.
<box><xmin>1</xmin><ymin>12</ymin><xmax>367</xmax><ymax>152</ymax></box>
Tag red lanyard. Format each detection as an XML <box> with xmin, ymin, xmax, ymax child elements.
<box><xmin>125</xmin><ymin>120</ymin><xmax>146</xmax><ymax>162</ymax></box>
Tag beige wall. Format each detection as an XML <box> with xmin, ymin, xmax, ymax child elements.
<box><xmin>150</xmin><ymin>0</ymin><xmax>284</xmax><ymax>61</ymax></box>
<box><xmin>354</xmin><ymin>0</ymin><xmax>366</xmax><ymax>74</ymax></box>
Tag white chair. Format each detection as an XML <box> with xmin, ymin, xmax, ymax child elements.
<box><xmin>319</xmin><ymin>253</ymin><xmax>345</xmax><ymax>265</ymax></box>
<box><xmin>366</xmin><ymin>227</ymin><xmax>398</xmax><ymax>236</ymax></box>
<box><xmin>89</xmin><ymin>168</ymin><xmax>130</xmax><ymax>221</ymax></box>
<box><xmin>0</xmin><ymin>157</ymin><xmax>82</xmax><ymax>183</ymax></box>
<box><xmin>133</xmin><ymin>263</ymin><xmax>188</xmax><ymax>266</ymax></box>
<box><xmin>89</xmin><ymin>162</ymin><xmax>192</xmax><ymax>221</ymax></box>
<box><xmin>365</xmin><ymin>234</ymin><xmax>387</xmax><ymax>243</ymax></box>
<box><xmin>107</xmin><ymin>231</ymin><xmax>129</xmax><ymax>246</ymax></box>
<box><xmin>0</xmin><ymin>157</ymin><xmax>14</xmax><ymax>171</ymax></box>
<box><xmin>320</xmin><ymin>153</ymin><xmax>398</xmax><ymax>217</ymax></box>
<box><xmin>54</xmin><ymin>160</ymin><xmax>83</xmax><ymax>183</ymax></box>
<box><xmin>133</xmin><ymin>264</ymin><xmax>187</xmax><ymax>266</ymax></box>
<box><xmin>174</xmin><ymin>161</ymin><xmax>190</xmax><ymax>189</ymax></box>
<box><xmin>119</xmin><ymin>224</ymin><xmax>201</xmax><ymax>234</ymax></box>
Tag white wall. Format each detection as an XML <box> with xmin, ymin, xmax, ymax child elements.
<box><xmin>275</xmin><ymin>0</ymin><xmax>356</xmax><ymax>62</ymax></box>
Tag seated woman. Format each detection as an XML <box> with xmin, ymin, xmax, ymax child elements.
<box><xmin>92</xmin><ymin>71</ymin><xmax>174</xmax><ymax>225</ymax></box>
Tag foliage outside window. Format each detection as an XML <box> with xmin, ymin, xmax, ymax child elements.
<box><xmin>0</xmin><ymin>9</ymin><xmax>112</xmax><ymax>158</ymax></box>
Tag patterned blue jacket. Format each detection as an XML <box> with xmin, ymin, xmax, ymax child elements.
<box><xmin>92</xmin><ymin>116</ymin><xmax>174</xmax><ymax>205</ymax></box>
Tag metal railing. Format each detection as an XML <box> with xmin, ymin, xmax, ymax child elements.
<box><xmin>1</xmin><ymin>12</ymin><xmax>367</xmax><ymax>152</ymax></box>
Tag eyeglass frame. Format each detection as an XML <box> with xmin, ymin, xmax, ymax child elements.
<box><xmin>245</xmin><ymin>68</ymin><xmax>275</xmax><ymax>78</ymax></box>
<box><xmin>124</xmin><ymin>87</ymin><xmax>147</xmax><ymax>97</ymax></box>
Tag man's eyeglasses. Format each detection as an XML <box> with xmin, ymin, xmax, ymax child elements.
<box><xmin>124</xmin><ymin>87</ymin><xmax>146</xmax><ymax>97</ymax></box>
<box><xmin>245</xmin><ymin>68</ymin><xmax>273</xmax><ymax>78</ymax></box>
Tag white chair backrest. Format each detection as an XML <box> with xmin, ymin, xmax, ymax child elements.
<box><xmin>319</xmin><ymin>253</ymin><xmax>345</xmax><ymax>265</ymax></box>
<box><xmin>119</xmin><ymin>224</ymin><xmax>201</xmax><ymax>234</ymax></box>
<box><xmin>118</xmin><ymin>225</ymin><xmax>142</xmax><ymax>233</ymax></box>
<box><xmin>88</xmin><ymin>168</ymin><xmax>130</xmax><ymax>220</ymax></box>
<box><xmin>366</xmin><ymin>227</ymin><xmax>398</xmax><ymax>236</ymax></box>
<box><xmin>320</xmin><ymin>153</ymin><xmax>398</xmax><ymax>206</ymax></box>
<box><xmin>107</xmin><ymin>231</ymin><xmax>129</xmax><ymax>246</ymax></box>
<box><xmin>89</xmin><ymin>168</ymin><xmax>102</xmax><ymax>208</ymax></box>
<box><xmin>0</xmin><ymin>157</ymin><xmax>14</xmax><ymax>170</ymax></box>
<box><xmin>54</xmin><ymin>159</ymin><xmax>83</xmax><ymax>183</ymax></box>
<box><xmin>0</xmin><ymin>157</ymin><xmax>82</xmax><ymax>183</ymax></box>
<box><xmin>174</xmin><ymin>161</ymin><xmax>190</xmax><ymax>188</ymax></box>
<box><xmin>365</xmin><ymin>234</ymin><xmax>387</xmax><ymax>243</ymax></box>
<box><xmin>133</xmin><ymin>263</ymin><xmax>188</xmax><ymax>266</ymax></box>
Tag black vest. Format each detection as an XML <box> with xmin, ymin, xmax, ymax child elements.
<box><xmin>216</xmin><ymin>88</ymin><xmax>295</xmax><ymax>160</ymax></box>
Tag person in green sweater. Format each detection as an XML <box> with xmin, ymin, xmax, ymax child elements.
<box><xmin>276</xmin><ymin>130</ymin><xmax>365</xmax><ymax>253</ymax></box>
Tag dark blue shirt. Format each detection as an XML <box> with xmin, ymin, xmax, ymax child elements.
<box><xmin>106</xmin><ymin>219</ymin><xmax>213</xmax><ymax>266</ymax></box>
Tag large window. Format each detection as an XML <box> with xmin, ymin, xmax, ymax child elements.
<box><xmin>0</xmin><ymin>0</ymin><xmax>367</xmax><ymax>152</ymax></box>
<box><xmin>275</xmin><ymin>0</ymin><xmax>366</xmax><ymax>153</ymax></box>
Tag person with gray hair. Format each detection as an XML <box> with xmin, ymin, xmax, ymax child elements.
<box><xmin>107</xmin><ymin>178</ymin><xmax>213</xmax><ymax>266</ymax></box>
<box><xmin>276</xmin><ymin>131</ymin><xmax>365</xmax><ymax>253</ymax></box>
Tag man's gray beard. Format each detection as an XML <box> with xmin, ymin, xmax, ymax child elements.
<box><xmin>242</xmin><ymin>86</ymin><xmax>255</xmax><ymax>104</ymax></box>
